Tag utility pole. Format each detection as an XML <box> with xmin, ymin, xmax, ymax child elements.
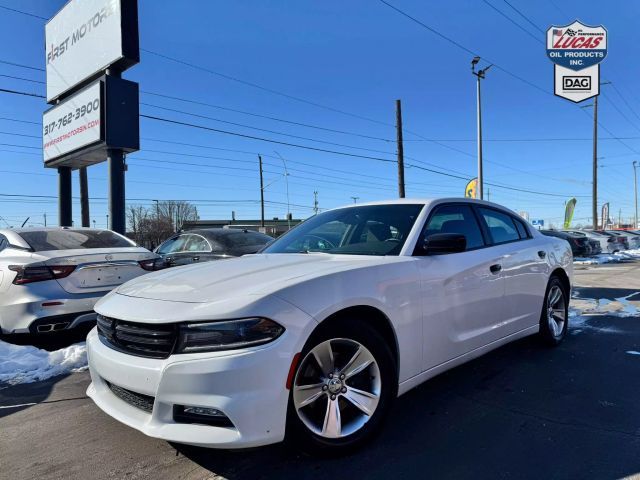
<box><xmin>618</xmin><ymin>208</ymin><xmax>622</xmax><ymax>228</ymax></box>
<box><xmin>633</xmin><ymin>161</ymin><xmax>638</xmax><ymax>229</ymax></box>
<box><xmin>487</xmin><ymin>188</ymin><xmax>491</xmax><ymax>202</ymax></box>
<box><xmin>79</xmin><ymin>166</ymin><xmax>90</xmax><ymax>227</ymax></box>
<box><xmin>471</xmin><ymin>57</ymin><xmax>492</xmax><ymax>200</ymax></box>
<box><xmin>106</xmin><ymin>214</ymin><xmax>109</xmax><ymax>229</ymax></box>
<box><xmin>592</xmin><ymin>95</ymin><xmax>598</xmax><ymax>230</ymax></box>
<box><xmin>274</xmin><ymin>152</ymin><xmax>291</xmax><ymax>230</ymax></box>
<box><xmin>396</xmin><ymin>99</ymin><xmax>405</xmax><ymax>198</ymax></box>
<box><xmin>43</xmin><ymin>212</ymin><xmax>47</xmax><ymax>227</ymax></box>
<box><xmin>153</xmin><ymin>199</ymin><xmax>160</xmax><ymax>220</ymax></box>
<box><xmin>351</xmin><ymin>196</ymin><xmax>359</xmax><ymax>204</ymax></box>
<box><xmin>313</xmin><ymin>191</ymin><xmax>319</xmax><ymax>215</ymax></box>
<box><xmin>258</xmin><ymin>155</ymin><xmax>265</xmax><ymax>227</ymax></box>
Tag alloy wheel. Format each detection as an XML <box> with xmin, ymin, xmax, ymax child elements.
<box><xmin>547</xmin><ymin>285</ymin><xmax>566</xmax><ymax>338</ymax></box>
<box><xmin>293</xmin><ymin>338</ymin><xmax>381</xmax><ymax>439</ymax></box>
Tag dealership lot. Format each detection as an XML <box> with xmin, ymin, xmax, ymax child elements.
<box><xmin>1</xmin><ymin>260</ymin><xmax>640</xmax><ymax>480</ymax></box>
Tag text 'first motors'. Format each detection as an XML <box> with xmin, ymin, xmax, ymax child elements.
<box><xmin>46</xmin><ymin>5</ymin><xmax>117</xmax><ymax>65</ymax></box>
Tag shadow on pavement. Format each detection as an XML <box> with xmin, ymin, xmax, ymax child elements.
<box><xmin>0</xmin><ymin>322</ymin><xmax>93</xmax><ymax>351</ymax></box>
<box><xmin>0</xmin><ymin>373</ymin><xmax>72</xmax><ymax>418</ymax></box>
<box><xmin>173</xmin><ymin>330</ymin><xmax>640</xmax><ymax>479</ymax></box>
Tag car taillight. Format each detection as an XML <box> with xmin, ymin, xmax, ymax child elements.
<box><xmin>138</xmin><ymin>259</ymin><xmax>158</xmax><ymax>271</ymax></box>
<box><xmin>9</xmin><ymin>265</ymin><xmax>76</xmax><ymax>285</ymax></box>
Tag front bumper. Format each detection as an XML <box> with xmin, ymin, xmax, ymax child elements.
<box><xmin>86</xmin><ymin>307</ymin><xmax>312</xmax><ymax>448</ymax></box>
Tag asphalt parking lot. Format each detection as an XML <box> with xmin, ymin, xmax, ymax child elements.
<box><xmin>1</xmin><ymin>261</ymin><xmax>640</xmax><ymax>480</ymax></box>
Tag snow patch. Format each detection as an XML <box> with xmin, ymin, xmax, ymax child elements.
<box><xmin>574</xmin><ymin>249</ymin><xmax>640</xmax><ymax>265</ymax></box>
<box><xmin>0</xmin><ymin>340</ymin><xmax>87</xmax><ymax>386</ymax></box>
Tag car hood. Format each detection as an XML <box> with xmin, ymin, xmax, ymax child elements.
<box><xmin>116</xmin><ymin>253</ymin><xmax>395</xmax><ymax>303</ymax></box>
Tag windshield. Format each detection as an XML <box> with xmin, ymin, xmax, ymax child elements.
<box><xmin>19</xmin><ymin>229</ymin><xmax>135</xmax><ymax>251</ymax></box>
<box><xmin>263</xmin><ymin>204</ymin><xmax>423</xmax><ymax>256</ymax></box>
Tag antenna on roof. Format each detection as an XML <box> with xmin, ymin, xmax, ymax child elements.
<box><xmin>21</xmin><ymin>217</ymin><xmax>30</xmax><ymax>228</ymax></box>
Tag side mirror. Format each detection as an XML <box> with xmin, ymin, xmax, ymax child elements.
<box><xmin>423</xmin><ymin>233</ymin><xmax>466</xmax><ymax>254</ymax></box>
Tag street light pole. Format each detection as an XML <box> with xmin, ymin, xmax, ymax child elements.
<box><xmin>632</xmin><ymin>161</ymin><xmax>638</xmax><ymax>228</ymax></box>
<box><xmin>471</xmin><ymin>57</ymin><xmax>492</xmax><ymax>200</ymax></box>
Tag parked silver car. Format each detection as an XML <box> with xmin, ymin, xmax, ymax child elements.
<box><xmin>605</xmin><ymin>230</ymin><xmax>640</xmax><ymax>249</ymax></box>
<box><xmin>564</xmin><ymin>230</ymin><xmax>617</xmax><ymax>253</ymax></box>
<box><xmin>0</xmin><ymin>228</ymin><xmax>159</xmax><ymax>334</ymax></box>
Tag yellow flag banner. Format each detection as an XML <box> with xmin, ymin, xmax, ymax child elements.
<box><xmin>465</xmin><ymin>178</ymin><xmax>478</xmax><ymax>199</ymax></box>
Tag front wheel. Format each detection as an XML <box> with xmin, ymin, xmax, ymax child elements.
<box><xmin>539</xmin><ymin>276</ymin><xmax>569</xmax><ymax>345</ymax></box>
<box><xmin>287</xmin><ymin>319</ymin><xmax>396</xmax><ymax>454</ymax></box>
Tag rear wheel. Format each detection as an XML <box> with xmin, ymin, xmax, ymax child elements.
<box><xmin>287</xmin><ymin>319</ymin><xmax>396</xmax><ymax>454</ymax></box>
<box><xmin>539</xmin><ymin>276</ymin><xmax>568</xmax><ymax>345</ymax></box>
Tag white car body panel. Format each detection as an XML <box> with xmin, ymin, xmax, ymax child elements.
<box><xmin>87</xmin><ymin>198</ymin><xmax>573</xmax><ymax>448</ymax></box>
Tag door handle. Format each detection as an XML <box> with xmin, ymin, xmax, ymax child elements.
<box><xmin>490</xmin><ymin>264</ymin><xmax>502</xmax><ymax>274</ymax></box>
<box><xmin>538</xmin><ymin>250</ymin><xmax>546</xmax><ymax>259</ymax></box>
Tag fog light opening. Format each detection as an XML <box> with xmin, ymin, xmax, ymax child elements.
<box><xmin>173</xmin><ymin>405</ymin><xmax>234</xmax><ymax>428</ymax></box>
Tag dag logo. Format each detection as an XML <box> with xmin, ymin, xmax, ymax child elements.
<box><xmin>546</xmin><ymin>20</ymin><xmax>607</xmax><ymax>71</ymax></box>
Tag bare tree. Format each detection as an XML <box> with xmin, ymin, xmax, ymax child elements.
<box><xmin>156</xmin><ymin>201</ymin><xmax>199</xmax><ymax>231</ymax></box>
<box><xmin>126</xmin><ymin>201</ymin><xmax>199</xmax><ymax>249</ymax></box>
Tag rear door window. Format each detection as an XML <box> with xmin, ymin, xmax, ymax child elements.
<box><xmin>421</xmin><ymin>204</ymin><xmax>485</xmax><ymax>251</ymax></box>
<box><xmin>18</xmin><ymin>230</ymin><xmax>134</xmax><ymax>251</ymax></box>
<box><xmin>478</xmin><ymin>208</ymin><xmax>521</xmax><ymax>244</ymax></box>
<box><xmin>185</xmin><ymin>235</ymin><xmax>211</xmax><ymax>252</ymax></box>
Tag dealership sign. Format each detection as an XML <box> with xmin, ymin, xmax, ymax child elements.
<box><xmin>546</xmin><ymin>21</ymin><xmax>607</xmax><ymax>103</ymax></box>
<box><xmin>43</xmin><ymin>82</ymin><xmax>102</xmax><ymax>162</ymax></box>
<box><xmin>45</xmin><ymin>0</ymin><xmax>139</xmax><ymax>103</ymax></box>
<box><xmin>42</xmin><ymin>76</ymin><xmax>139</xmax><ymax>168</ymax></box>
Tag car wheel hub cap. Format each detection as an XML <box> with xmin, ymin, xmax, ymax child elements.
<box><xmin>293</xmin><ymin>338</ymin><xmax>381</xmax><ymax>439</ymax></box>
<box><xmin>547</xmin><ymin>285</ymin><xmax>566</xmax><ymax>338</ymax></box>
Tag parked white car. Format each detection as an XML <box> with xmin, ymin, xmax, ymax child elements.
<box><xmin>0</xmin><ymin>228</ymin><xmax>159</xmax><ymax>334</ymax></box>
<box><xmin>87</xmin><ymin>199</ymin><xmax>572</xmax><ymax>453</ymax></box>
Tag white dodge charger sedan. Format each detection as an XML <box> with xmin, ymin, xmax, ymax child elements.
<box><xmin>87</xmin><ymin>199</ymin><xmax>572</xmax><ymax>453</ymax></box>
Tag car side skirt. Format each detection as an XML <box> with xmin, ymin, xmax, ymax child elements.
<box><xmin>398</xmin><ymin>324</ymin><xmax>539</xmax><ymax>396</ymax></box>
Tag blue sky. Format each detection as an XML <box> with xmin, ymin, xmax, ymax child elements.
<box><xmin>0</xmin><ymin>0</ymin><xmax>639</xmax><ymax>228</ymax></box>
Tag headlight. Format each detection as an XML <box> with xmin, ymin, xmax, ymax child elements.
<box><xmin>176</xmin><ymin>317</ymin><xmax>285</xmax><ymax>353</ymax></box>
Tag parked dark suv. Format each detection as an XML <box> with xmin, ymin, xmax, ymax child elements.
<box><xmin>540</xmin><ymin>230</ymin><xmax>591</xmax><ymax>257</ymax></box>
<box><xmin>155</xmin><ymin>228</ymin><xmax>273</xmax><ymax>268</ymax></box>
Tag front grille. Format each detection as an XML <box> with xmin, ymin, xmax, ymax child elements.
<box><xmin>105</xmin><ymin>381</ymin><xmax>155</xmax><ymax>413</ymax></box>
<box><xmin>97</xmin><ymin>314</ymin><xmax>177</xmax><ymax>359</ymax></box>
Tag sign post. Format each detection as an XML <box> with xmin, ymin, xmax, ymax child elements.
<box><xmin>44</xmin><ymin>0</ymin><xmax>139</xmax><ymax>233</ymax></box>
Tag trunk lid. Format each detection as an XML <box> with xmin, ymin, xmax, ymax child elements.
<box><xmin>36</xmin><ymin>248</ymin><xmax>157</xmax><ymax>294</ymax></box>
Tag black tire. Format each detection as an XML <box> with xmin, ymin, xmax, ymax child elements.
<box><xmin>539</xmin><ymin>276</ymin><xmax>569</xmax><ymax>346</ymax></box>
<box><xmin>286</xmin><ymin>317</ymin><xmax>397</xmax><ymax>455</ymax></box>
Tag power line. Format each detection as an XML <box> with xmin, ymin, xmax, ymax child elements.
<box><xmin>140</xmin><ymin>113</ymin><xmax>397</xmax><ymax>164</ymax></box>
<box><xmin>0</xmin><ymin>87</ymin><xmax>45</xmax><ymax>99</ymax></box>
<box><xmin>141</xmin><ymin>48</ymin><xmax>395</xmax><ymax>129</ymax></box>
<box><xmin>141</xmin><ymin>102</ymin><xmax>398</xmax><ymax>155</ymax></box>
<box><xmin>501</xmin><ymin>0</ymin><xmax>545</xmax><ymax>34</ymax></box>
<box><xmin>481</xmin><ymin>0</ymin><xmax>542</xmax><ymax>44</ymax></box>
<box><xmin>140</xmin><ymin>91</ymin><xmax>394</xmax><ymax>142</ymax></box>
<box><xmin>0</xmin><ymin>4</ymin><xmax>47</xmax><ymax>20</ymax></box>
<box><xmin>0</xmin><ymin>58</ymin><xmax>45</xmax><ymax>72</ymax></box>
<box><xmin>0</xmin><ymin>73</ymin><xmax>45</xmax><ymax>84</ymax></box>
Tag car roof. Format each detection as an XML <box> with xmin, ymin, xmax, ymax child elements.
<box><xmin>181</xmin><ymin>228</ymin><xmax>271</xmax><ymax>239</ymax></box>
<box><xmin>0</xmin><ymin>226</ymin><xmax>111</xmax><ymax>234</ymax></box>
